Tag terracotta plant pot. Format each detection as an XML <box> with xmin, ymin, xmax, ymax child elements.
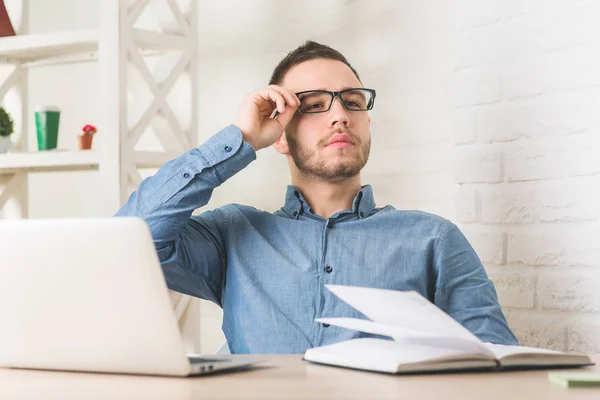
<box><xmin>78</xmin><ymin>134</ymin><xmax>93</xmax><ymax>150</ymax></box>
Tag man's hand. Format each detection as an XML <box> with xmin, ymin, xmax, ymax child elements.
<box><xmin>234</xmin><ymin>85</ymin><xmax>299</xmax><ymax>151</ymax></box>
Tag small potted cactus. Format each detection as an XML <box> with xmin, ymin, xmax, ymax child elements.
<box><xmin>0</xmin><ymin>106</ymin><xmax>14</xmax><ymax>153</ymax></box>
<box><xmin>78</xmin><ymin>124</ymin><xmax>97</xmax><ymax>150</ymax></box>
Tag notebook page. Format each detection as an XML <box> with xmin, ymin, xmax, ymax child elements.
<box><xmin>304</xmin><ymin>338</ymin><xmax>494</xmax><ymax>373</ymax></box>
<box><xmin>325</xmin><ymin>285</ymin><xmax>480</xmax><ymax>341</ymax></box>
<box><xmin>316</xmin><ymin>317</ymin><xmax>492</xmax><ymax>355</ymax></box>
<box><xmin>484</xmin><ymin>343</ymin><xmax>569</xmax><ymax>359</ymax></box>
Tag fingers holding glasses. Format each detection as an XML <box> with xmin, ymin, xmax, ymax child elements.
<box><xmin>234</xmin><ymin>85</ymin><xmax>299</xmax><ymax>152</ymax></box>
<box><xmin>267</xmin><ymin>85</ymin><xmax>300</xmax><ymax>113</ymax></box>
<box><xmin>258</xmin><ymin>88</ymin><xmax>286</xmax><ymax>114</ymax></box>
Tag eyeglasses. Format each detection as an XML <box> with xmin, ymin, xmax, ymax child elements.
<box><xmin>295</xmin><ymin>88</ymin><xmax>376</xmax><ymax>114</ymax></box>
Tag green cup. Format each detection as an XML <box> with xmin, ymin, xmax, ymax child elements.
<box><xmin>35</xmin><ymin>106</ymin><xmax>60</xmax><ymax>151</ymax></box>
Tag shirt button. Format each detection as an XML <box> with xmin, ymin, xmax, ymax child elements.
<box><xmin>324</xmin><ymin>266</ymin><xmax>333</xmax><ymax>273</ymax></box>
<box><xmin>182</xmin><ymin>172</ymin><xmax>191</xmax><ymax>179</ymax></box>
<box><xmin>292</xmin><ymin>211</ymin><xmax>298</xmax><ymax>217</ymax></box>
<box><xmin>327</xmin><ymin>221</ymin><xmax>333</xmax><ymax>229</ymax></box>
<box><xmin>224</xmin><ymin>145</ymin><xmax>232</xmax><ymax>152</ymax></box>
<box><xmin>360</xmin><ymin>211</ymin><xmax>365</xmax><ymax>217</ymax></box>
<box><xmin>322</xmin><ymin>323</ymin><xmax>330</xmax><ymax>328</ymax></box>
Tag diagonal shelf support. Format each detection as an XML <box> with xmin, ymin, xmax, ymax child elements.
<box><xmin>127</xmin><ymin>0</ymin><xmax>151</xmax><ymax>26</ymax></box>
<box><xmin>0</xmin><ymin>173</ymin><xmax>25</xmax><ymax>210</ymax></box>
<box><xmin>127</xmin><ymin>44</ymin><xmax>191</xmax><ymax>150</ymax></box>
<box><xmin>166</xmin><ymin>0</ymin><xmax>191</xmax><ymax>36</ymax></box>
<box><xmin>0</xmin><ymin>67</ymin><xmax>23</xmax><ymax>100</ymax></box>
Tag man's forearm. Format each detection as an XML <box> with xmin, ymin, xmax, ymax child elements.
<box><xmin>115</xmin><ymin>125</ymin><xmax>256</xmax><ymax>248</ymax></box>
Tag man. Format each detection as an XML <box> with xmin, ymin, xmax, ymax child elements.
<box><xmin>116</xmin><ymin>41</ymin><xmax>518</xmax><ymax>353</ymax></box>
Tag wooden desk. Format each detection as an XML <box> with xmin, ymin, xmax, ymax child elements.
<box><xmin>1</xmin><ymin>355</ymin><xmax>599</xmax><ymax>399</ymax></box>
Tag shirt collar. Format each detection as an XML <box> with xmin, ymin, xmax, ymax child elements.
<box><xmin>282</xmin><ymin>184</ymin><xmax>376</xmax><ymax>220</ymax></box>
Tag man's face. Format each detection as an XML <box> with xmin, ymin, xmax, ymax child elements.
<box><xmin>281</xmin><ymin>59</ymin><xmax>371</xmax><ymax>183</ymax></box>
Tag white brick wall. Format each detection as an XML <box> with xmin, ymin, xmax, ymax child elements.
<box><xmin>452</xmin><ymin>0</ymin><xmax>600</xmax><ymax>352</ymax></box>
<box><xmin>453</xmin><ymin>147</ymin><xmax>504</xmax><ymax>183</ymax></box>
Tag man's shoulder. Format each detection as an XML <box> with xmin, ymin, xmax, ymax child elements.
<box><xmin>373</xmin><ymin>206</ymin><xmax>457</xmax><ymax>241</ymax></box>
<box><xmin>227</xmin><ymin>203</ymin><xmax>274</xmax><ymax>216</ymax></box>
<box><xmin>192</xmin><ymin>202</ymin><xmax>274</xmax><ymax>221</ymax></box>
<box><xmin>377</xmin><ymin>205</ymin><xmax>450</xmax><ymax>226</ymax></box>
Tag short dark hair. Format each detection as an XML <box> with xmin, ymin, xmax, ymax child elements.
<box><xmin>268</xmin><ymin>40</ymin><xmax>361</xmax><ymax>86</ymax></box>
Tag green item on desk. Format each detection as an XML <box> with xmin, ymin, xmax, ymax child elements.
<box><xmin>548</xmin><ymin>372</ymin><xmax>600</xmax><ymax>388</ymax></box>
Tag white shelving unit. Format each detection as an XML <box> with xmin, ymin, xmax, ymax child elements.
<box><xmin>0</xmin><ymin>0</ymin><xmax>200</xmax><ymax>352</ymax></box>
<box><xmin>0</xmin><ymin>0</ymin><xmax>198</xmax><ymax>219</ymax></box>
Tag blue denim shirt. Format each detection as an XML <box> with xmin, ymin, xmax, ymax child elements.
<box><xmin>116</xmin><ymin>125</ymin><xmax>518</xmax><ymax>354</ymax></box>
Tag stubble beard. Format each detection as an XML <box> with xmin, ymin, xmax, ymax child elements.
<box><xmin>287</xmin><ymin>131</ymin><xmax>371</xmax><ymax>183</ymax></box>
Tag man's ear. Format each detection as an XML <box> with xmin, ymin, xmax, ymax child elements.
<box><xmin>272</xmin><ymin>131</ymin><xmax>290</xmax><ymax>155</ymax></box>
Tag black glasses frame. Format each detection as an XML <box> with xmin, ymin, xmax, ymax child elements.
<box><xmin>295</xmin><ymin>88</ymin><xmax>377</xmax><ymax>114</ymax></box>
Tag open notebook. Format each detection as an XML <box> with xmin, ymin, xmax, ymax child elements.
<box><xmin>303</xmin><ymin>285</ymin><xmax>594</xmax><ymax>374</ymax></box>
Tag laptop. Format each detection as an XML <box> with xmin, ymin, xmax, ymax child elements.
<box><xmin>0</xmin><ymin>217</ymin><xmax>263</xmax><ymax>376</ymax></box>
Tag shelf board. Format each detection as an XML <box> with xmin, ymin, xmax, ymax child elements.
<box><xmin>0</xmin><ymin>150</ymin><xmax>100</xmax><ymax>174</ymax></box>
<box><xmin>0</xmin><ymin>29</ymin><xmax>183</xmax><ymax>67</ymax></box>
<box><xmin>0</xmin><ymin>30</ymin><xmax>99</xmax><ymax>65</ymax></box>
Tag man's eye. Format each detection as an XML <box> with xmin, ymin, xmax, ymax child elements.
<box><xmin>306</xmin><ymin>102</ymin><xmax>325</xmax><ymax>110</ymax></box>
<box><xmin>345</xmin><ymin>100</ymin><xmax>361</xmax><ymax>108</ymax></box>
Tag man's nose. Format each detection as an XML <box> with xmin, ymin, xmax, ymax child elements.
<box><xmin>327</xmin><ymin>97</ymin><xmax>350</xmax><ymax>128</ymax></box>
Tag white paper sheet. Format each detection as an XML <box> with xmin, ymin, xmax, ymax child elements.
<box><xmin>316</xmin><ymin>317</ymin><xmax>492</xmax><ymax>355</ymax></box>
<box><xmin>484</xmin><ymin>343</ymin><xmax>566</xmax><ymax>359</ymax></box>
<box><xmin>304</xmin><ymin>338</ymin><xmax>495</xmax><ymax>373</ymax></box>
<box><xmin>325</xmin><ymin>285</ymin><xmax>481</xmax><ymax>342</ymax></box>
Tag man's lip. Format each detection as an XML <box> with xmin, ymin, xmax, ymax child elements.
<box><xmin>327</xmin><ymin>134</ymin><xmax>354</xmax><ymax>146</ymax></box>
<box><xmin>327</xmin><ymin>142</ymin><xmax>354</xmax><ymax>149</ymax></box>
